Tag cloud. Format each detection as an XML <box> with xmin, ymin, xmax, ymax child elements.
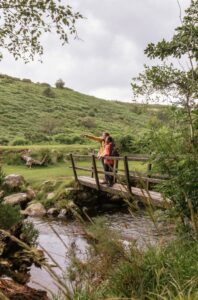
<box><xmin>0</xmin><ymin>0</ymin><xmax>191</xmax><ymax>101</ymax></box>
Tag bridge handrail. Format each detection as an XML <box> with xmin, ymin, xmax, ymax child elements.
<box><xmin>68</xmin><ymin>154</ymin><xmax>149</xmax><ymax>162</ymax></box>
<box><xmin>68</xmin><ymin>153</ymin><xmax>169</xmax><ymax>192</ymax></box>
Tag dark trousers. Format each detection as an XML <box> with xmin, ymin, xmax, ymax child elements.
<box><xmin>104</xmin><ymin>164</ymin><xmax>114</xmax><ymax>185</ymax></box>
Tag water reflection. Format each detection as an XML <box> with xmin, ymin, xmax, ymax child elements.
<box><xmin>28</xmin><ymin>211</ymin><xmax>173</xmax><ymax>294</ymax></box>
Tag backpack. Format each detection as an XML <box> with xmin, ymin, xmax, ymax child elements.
<box><xmin>110</xmin><ymin>143</ymin><xmax>119</xmax><ymax>157</ymax></box>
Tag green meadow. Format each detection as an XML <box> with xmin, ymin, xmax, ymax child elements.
<box><xmin>2</xmin><ymin>160</ymin><xmax>146</xmax><ymax>185</ymax></box>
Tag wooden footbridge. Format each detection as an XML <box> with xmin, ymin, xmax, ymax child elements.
<box><xmin>69</xmin><ymin>154</ymin><xmax>171</xmax><ymax>208</ymax></box>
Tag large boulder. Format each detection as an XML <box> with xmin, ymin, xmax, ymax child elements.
<box><xmin>3</xmin><ymin>174</ymin><xmax>25</xmax><ymax>191</ymax></box>
<box><xmin>22</xmin><ymin>203</ymin><xmax>46</xmax><ymax>217</ymax></box>
<box><xmin>3</xmin><ymin>193</ymin><xmax>28</xmax><ymax>205</ymax></box>
<box><xmin>26</xmin><ymin>187</ymin><xmax>36</xmax><ymax>200</ymax></box>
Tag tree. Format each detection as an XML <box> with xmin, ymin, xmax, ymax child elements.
<box><xmin>131</xmin><ymin>0</ymin><xmax>198</xmax><ymax>228</ymax></box>
<box><xmin>132</xmin><ymin>0</ymin><xmax>198</xmax><ymax>145</ymax></box>
<box><xmin>40</xmin><ymin>115</ymin><xmax>60</xmax><ymax>135</ymax></box>
<box><xmin>0</xmin><ymin>0</ymin><xmax>83</xmax><ymax>62</ymax></box>
<box><xmin>55</xmin><ymin>78</ymin><xmax>65</xmax><ymax>88</ymax></box>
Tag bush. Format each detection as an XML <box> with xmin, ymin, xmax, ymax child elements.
<box><xmin>24</xmin><ymin>132</ymin><xmax>52</xmax><ymax>143</ymax></box>
<box><xmin>21</xmin><ymin>221</ymin><xmax>39</xmax><ymax>246</ymax></box>
<box><xmin>3</xmin><ymin>152</ymin><xmax>23</xmax><ymax>165</ymax></box>
<box><xmin>54</xmin><ymin>133</ymin><xmax>69</xmax><ymax>144</ymax></box>
<box><xmin>54</xmin><ymin>134</ymin><xmax>84</xmax><ymax>145</ymax></box>
<box><xmin>55</xmin><ymin>78</ymin><xmax>65</xmax><ymax>89</ymax></box>
<box><xmin>116</xmin><ymin>135</ymin><xmax>137</xmax><ymax>153</ymax></box>
<box><xmin>11</xmin><ymin>137</ymin><xmax>28</xmax><ymax>146</ymax></box>
<box><xmin>0</xmin><ymin>137</ymin><xmax>9</xmax><ymax>145</ymax></box>
<box><xmin>40</xmin><ymin>82</ymin><xmax>51</xmax><ymax>87</ymax></box>
<box><xmin>80</xmin><ymin>117</ymin><xmax>96</xmax><ymax>129</ymax></box>
<box><xmin>42</xmin><ymin>87</ymin><xmax>55</xmax><ymax>98</ymax></box>
<box><xmin>0</xmin><ymin>166</ymin><xmax>5</xmax><ymax>185</ymax></box>
<box><xmin>0</xmin><ymin>204</ymin><xmax>22</xmax><ymax>230</ymax></box>
<box><xmin>88</xmin><ymin>109</ymin><xmax>95</xmax><ymax>117</ymax></box>
<box><xmin>22</xmin><ymin>78</ymin><xmax>32</xmax><ymax>83</ymax></box>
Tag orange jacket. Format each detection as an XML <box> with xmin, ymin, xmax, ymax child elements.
<box><xmin>104</xmin><ymin>143</ymin><xmax>114</xmax><ymax>165</ymax></box>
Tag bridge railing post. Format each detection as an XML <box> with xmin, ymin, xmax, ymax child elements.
<box><xmin>91</xmin><ymin>151</ymin><xmax>95</xmax><ymax>178</ymax></box>
<box><xmin>147</xmin><ymin>163</ymin><xmax>152</xmax><ymax>190</ymax></box>
<box><xmin>124</xmin><ymin>156</ymin><xmax>131</xmax><ymax>194</ymax></box>
<box><xmin>92</xmin><ymin>154</ymin><xmax>100</xmax><ymax>190</ymax></box>
<box><xmin>70</xmin><ymin>153</ymin><xmax>78</xmax><ymax>183</ymax></box>
<box><xmin>113</xmin><ymin>159</ymin><xmax>119</xmax><ymax>183</ymax></box>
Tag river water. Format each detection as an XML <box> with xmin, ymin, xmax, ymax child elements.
<box><xmin>28</xmin><ymin>211</ymin><xmax>174</xmax><ymax>295</ymax></box>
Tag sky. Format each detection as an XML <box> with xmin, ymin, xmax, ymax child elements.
<box><xmin>0</xmin><ymin>0</ymin><xmax>191</xmax><ymax>102</ymax></box>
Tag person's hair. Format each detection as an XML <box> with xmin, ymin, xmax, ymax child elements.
<box><xmin>103</xmin><ymin>132</ymin><xmax>110</xmax><ymax>137</ymax></box>
<box><xmin>106</xmin><ymin>136</ymin><xmax>113</xmax><ymax>143</ymax></box>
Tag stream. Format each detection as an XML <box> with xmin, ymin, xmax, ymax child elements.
<box><xmin>28</xmin><ymin>211</ymin><xmax>174</xmax><ymax>295</ymax></box>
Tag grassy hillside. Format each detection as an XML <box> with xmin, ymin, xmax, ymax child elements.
<box><xmin>0</xmin><ymin>74</ymin><xmax>165</xmax><ymax>145</ymax></box>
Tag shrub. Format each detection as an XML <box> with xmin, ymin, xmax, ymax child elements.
<box><xmin>21</xmin><ymin>221</ymin><xmax>39</xmax><ymax>246</ymax></box>
<box><xmin>54</xmin><ymin>133</ymin><xmax>69</xmax><ymax>144</ymax></box>
<box><xmin>24</xmin><ymin>132</ymin><xmax>52</xmax><ymax>143</ymax></box>
<box><xmin>0</xmin><ymin>137</ymin><xmax>9</xmax><ymax>145</ymax></box>
<box><xmin>55</xmin><ymin>78</ymin><xmax>65</xmax><ymax>89</ymax></box>
<box><xmin>3</xmin><ymin>152</ymin><xmax>23</xmax><ymax>165</ymax></box>
<box><xmin>0</xmin><ymin>204</ymin><xmax>22</xmax><ymax>230</ymax></box>
<box><xmin>40</xmin><ymin>82</ymin><xmax>51</xmax><ymax>87</ymax></box>
<box><xmin>22</xmin><ymin>78</ymin><xmax>32</xmax><ymax>83</ymax></box>
<box><xmin>54</xmin><ymin>134</ymin><xmax>84</xmax><ymax>145</ymax></box>
<box><xmin>88</xmin><ymin>109</ymin><xmax>95</xmax><ymax>117</ymax></box>
<box><xmin>42</xmin><ymin>87</ymin><xmax>55</xmax><ymax>98</ymax></box>
<box><xmin>80</xmin><ymin>117</ymin><xmax>96</xmax><ymax>129</ymax></box>
<box><xmin>0</xmin><ymin>166</ymin><xmax>5</xmax><ymax>185</ymax></box>
<box><xmin>11</xmin><ymin>137</ymin><xmax>28</xmax><ymax>146</ymax></box>
<box><xmin>116</xmin><ymin>135</ymin><xmax>137</xmax><ymax>153</ymax></box>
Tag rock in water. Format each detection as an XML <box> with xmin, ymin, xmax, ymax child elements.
<box><xmin>3</xmin><ymin>193</ymin><xmax>28</xmax><ymax>205</ymax></box>
<box><xmin>3</xmin><ymin>174</ymin><xmax>25</xmax><ymax>191</ymax></box>
<box><xmin>0</xmin><ymin>279</ymin><xmax>49</xmax><ymax>300</ymax></box>
<box><xmin>47</xmin><ymin>207</ymin><xmax>59</xmax><ymax>216</ymax></box>
<box><xmin>23</xmin><ymin>203</ymin><xmax>46</xmax><ymax>217</ymax></box>
<box><xmin>58</xmin><ymin>209</ymin><xmax>67</xmax><ymax>218</ymax></box>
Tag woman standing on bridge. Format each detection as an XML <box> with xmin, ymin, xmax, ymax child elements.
<box><xmin>82</xmin><ymin>132</ymin><xmax>110</xmax><ymax>183</ymax></box>
<box><xmin>102</xmin><ymin>136</ymin><xmax>115</xmax><ymax>187</ymax></box>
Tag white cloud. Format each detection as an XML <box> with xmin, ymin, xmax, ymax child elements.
<box><xmin>0</xmin><ymin>0</ymin><xmax>191</xmax><ymax>101</ymax></box>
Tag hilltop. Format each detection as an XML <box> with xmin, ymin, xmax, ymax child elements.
<box><xmin>0</xmin><ymin>74</ymin><xmax>165</xmax><ymax>146</ymax></box>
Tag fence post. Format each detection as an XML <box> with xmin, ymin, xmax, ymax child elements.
<box><xmin>113</xmin><ymin>159</ymin><xmax>119</xmax><ymax>183</ymax></box>
<box><xmin>147</xmin><ymin>163</ymin><xmax>152</xmax><ymax>190</ymax></box>
<box><xmin>70</xmin><ymin>154</ymin><xmax>78</xmax><ymax>183</ymax></box>
<box><xmin>91</xmin><ymin>151</ymin><xmax>95</xmax><ymax>178</ymax></box>
<box><xmin>92</xmin><ymin>155</ymin><xmax>100</xmax><ymax>190</ymax></box>
<box><xmin>124</xmin><ymin>156</ymin><xmax>131</xmax><ymax>194</ymax></box>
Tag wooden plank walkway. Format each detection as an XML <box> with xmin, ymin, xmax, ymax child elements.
<box><xmin>78</xmin><ymin>176</ymin><xmax>170</xmax><ymax>208</ymax></box>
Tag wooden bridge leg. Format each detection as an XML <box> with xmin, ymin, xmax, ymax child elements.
<box><xmin>147</xmin><ymin>163</ymin><xmax>152</xmax><ymax>190</ymax></box>
<box><xmin>70</xmin><ymin>154</ymin><xmax>78</xmax><ymax>183</ymax></box>
<box><xmin>113</xmin><ymin>160</ymin><xmax>119</xmax><ymax>183</ymax></box>
<box><xmin>92</xmin><ymin>155</ymin><xmax>100</xmax><ymax>190</ymax></box>
<box><xmin>124</xmin><ymin>156</ymin><xmax>131</xmax><ymax>194</ymax></box>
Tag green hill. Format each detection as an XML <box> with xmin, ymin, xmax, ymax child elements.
<box><xmin>0</xmin><ymin>74</ymin><xmax>164</xmax><ymax>146</ymax></box>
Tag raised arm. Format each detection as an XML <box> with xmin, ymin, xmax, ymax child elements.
<box><xmin>83</xmin><ymin>134</ymin><xmax>103</xmax><ymax>142</ymax></box>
